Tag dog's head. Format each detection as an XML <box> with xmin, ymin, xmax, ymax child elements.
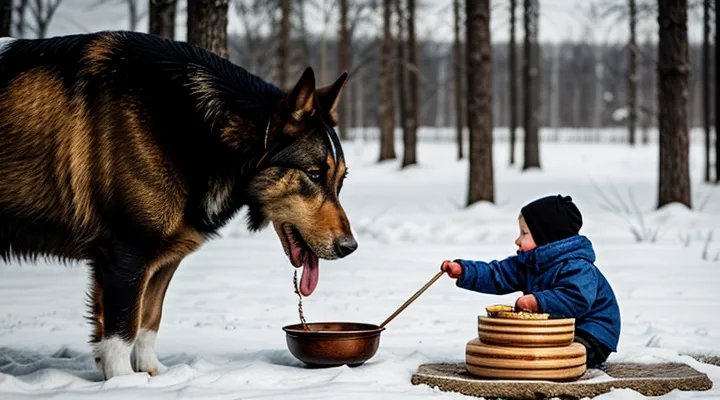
<box><xmin>245</xmin><ymin>67</ymin><xmax>356</xmax><ymax>296</ymax></box>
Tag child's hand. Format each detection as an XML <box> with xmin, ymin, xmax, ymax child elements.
<box><xmin>440</xmin><ymin>260</ymin><xmax>463</xmax><ymax>279</ymax></box>
<box><xmin>515</xmin><ymin>294</ymin><xmax>538</xmax><ymax>313</ymax></box>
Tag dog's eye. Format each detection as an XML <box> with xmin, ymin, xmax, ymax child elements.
<box><xmin>306</xmin><ymin>170</ymin><xmax>321</xmax><ymax>182</ymax></box>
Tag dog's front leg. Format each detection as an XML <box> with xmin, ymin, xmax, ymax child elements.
<box><xmin>93</xmin><ymin>253</ymin><xmax>147</xmax><ymax>379</ymax></box>
<box><xmin>132</xmin><ymin>260</ymin><xmax>181</xmax><ymax>376</ymax></box>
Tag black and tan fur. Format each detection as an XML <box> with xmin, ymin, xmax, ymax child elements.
<box><xmin>0</xmin><ymin>31</ymin><xmax>356</xmax><ymax>378</ymax></box>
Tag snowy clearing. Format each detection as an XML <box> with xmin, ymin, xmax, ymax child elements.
<box><xmin>2</xmin><ymin>128</ymin><xmax>719</xmax><ymax>399</ymax></box>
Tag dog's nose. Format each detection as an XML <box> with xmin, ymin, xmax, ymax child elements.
<box><xmin>334</xmin><ymin>236</ymin><xmax>358</xmax><ymax>257</ymax></box>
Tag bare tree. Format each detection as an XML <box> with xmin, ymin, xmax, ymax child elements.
<box><xmin>295</xmin><ymin>0</ymin><xmax>311</xmax><ymax>67</ymax></box>
<box><xmin>234</xmin><ymin>0</ymin><xmax>274</xmax><ymax>78</ymax></box>
<box><xmin>703</xmin><ymin>0</ymin><xmax>711</xmax><ymax>182</ymax></box>
<box><xmin>0</xmin><ymin>0</ymin><xmax>11</xmax><ymax>36</ymax></box>
<box><xmin>354</xmin><ymin>66</ymin><xmax>364</xmax><ymax>137</ymax></box>
<box><xmin>125</xmin><ymin>0</ymin><xmax>141</xmax><ymax>31</ymax></box>
<box><xmin>378</xmin><ymin>0</ymin><xmax>396</xmax><ymax>161</ymax></box>
<box><xmin>509</xmin><ymin>0</ymin><xmax>517</xmax><ymax>164</ymax></box>
<box><xmin>466</xmin><ymin>0</ymin><xmax>493</xmax><ymax>205</ymax></box>
<box><xmin>522</xmin><ymin>0</ymin><xmax>540</xmax><ymax>170</ymax></box>
<box><xmin>628</xmin><ymin>0</ymin><xmax>638</xmax><ymax>146</ymax></box>
<box><xmin>590</xmin><ymin>5</ymin><xmax>603</xmax><ymax>139</ymax></box>
<box><xmin>28</xmin><ymin>0</ymin><xmax>62</xmax><ymax>39</ymax></box>
<box><xmin>402</xmin><ymin>0</ymin><xmax>418</xmax><ymax>167</ymax></box>
<box><xmin>453</xmin><ymin>0</ymin><xmax>464</xmax><ymax>160</ymax></box>
<box><xmin>338</xmin><ymin>0</ymin><xmax>350</xmax><ymax>140</ymax></box>
<box><xmin>395</xmin><ymin>0</ymin><xmax>409</xmax><ymax>157</ymax></box>
<box><xmin>642</xmin><ymin>34</ymin><xmax>654</xmax><ymax>145</ymax></box>
<box><xmin>278</xmin><ymin>0</ymin><xmax>290</xmax><ymax>89</ymax></box>
<box><xmin>187</xmin><ymin>0</ymin><xmax>229</xmax><ymax>58</ymax></box>
<box><xmin>150</xmin><ymin>0</ymin><xmax>177</xmax><ymax>39</ymax></box>
<box><xmin>15</xmin><ymin>0</ymin><xmax>28</xmax><ymax>38</ymax></box>
<box><xmin>715</xmin><ymin>0</ymin><xmax>719</xmax><ymax>183</ymax></box>
<box><xmin>304</xmin><ymin>0</ymin><xmax>336</xmax><ymax>84</ymax></box>
<box><xmin>657</xmin><ymin>0</ymin><xmax>691</xmax><ymax>208</ymax></box>
<box><xmin>89</xmin><ymin>0</ymin><xmax>144</xmax><ymax>31</ymax></box>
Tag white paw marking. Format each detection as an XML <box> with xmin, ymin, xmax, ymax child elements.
<box><xmin>93</xmin><ymin>335</ymin><xmax>135</xmax><ymax>379</ymax></box>
<box><xmin>132</xmin><ymin>328</ymin><xmax>165</xmax><ymax>376</ymax></box>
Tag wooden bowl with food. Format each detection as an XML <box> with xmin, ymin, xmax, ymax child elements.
<box><xmin>478</xmin><ymin>304</ymin><xmax>576</xmax><ymax>348</ymax></box>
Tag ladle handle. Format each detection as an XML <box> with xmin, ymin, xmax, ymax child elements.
<box><xmin>379</xmin><ymin>270</ymin><xmax>445</xmax><ymax>329</ymax></box>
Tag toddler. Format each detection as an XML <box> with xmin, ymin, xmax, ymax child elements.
<box><xmin>441</xmin><ymin>195</ymin><xmax>620</xmax><ymax>368</ymax></box>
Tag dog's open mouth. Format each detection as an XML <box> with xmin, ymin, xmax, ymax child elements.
<box><xmin>280</xmin><ymin>224</ymin><xmax>319</xmax><ymax>297</ymax></box>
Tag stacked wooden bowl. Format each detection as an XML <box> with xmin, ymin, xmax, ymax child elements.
<box><xmin>465</xmin><ymin>307</ymin><xmax>587</xmax><ymax>381</ymax></box>
<box><xmin>478</xmin><ymin>316</ymin><xmax>576</xmax><ymax>347</ymax></box>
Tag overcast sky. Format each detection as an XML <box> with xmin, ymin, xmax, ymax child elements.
<box><xmin>43</xmin><ymin>0</ymin><xmax>706</xmax><ymax>45</ymax></box>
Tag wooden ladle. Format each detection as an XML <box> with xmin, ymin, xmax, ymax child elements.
<box><xmin>379</xmin><ymin>269</ymin><xmax>445</xmax><ymax>329</ymax></box>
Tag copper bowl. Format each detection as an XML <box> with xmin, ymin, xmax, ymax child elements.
<box><xmin>282</xmin><ymin>322</ymin><xmax>385</xmax><ymax>367</ymax></box>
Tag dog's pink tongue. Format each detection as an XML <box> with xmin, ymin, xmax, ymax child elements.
<box><xmin>290</xmin><ymin>239</ymin><xmax>303</xmax><ymax>267</ymax></box>
<box><xmin>300</xmin><ymin>252</ymin><xmax>319</xmax><ymax>296</ymax></box>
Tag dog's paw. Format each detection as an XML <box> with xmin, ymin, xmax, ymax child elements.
<box><xmin>93</xmin><ymin>336</ymin><xmax>135</xmax><ymax>379</ymax></box>
<box><xmin>133</xmin><ymin>348</ymin><xmax>165</xmax><ymax>376</ymax></box>
<box><xmin>132</xmin><ymin>328</ymin><xmax>165</xmax><ymax>376</ymax></box>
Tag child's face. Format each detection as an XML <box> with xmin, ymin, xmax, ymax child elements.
<box><xmin>515</xmin><ymin>215</ymin><xmax>537</xmax><ymax>253</ymax></box>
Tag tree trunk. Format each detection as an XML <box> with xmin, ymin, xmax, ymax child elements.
<box><xmin>435</xmin><ymin>57</ymin><xmax>447</xmax><ymax>129</ymax></box>
<box><xmin>278</xmin><ymin>0</ymin><xmax>290</xmax><ymax>89</ymax></box>
<box><xmin>378</xmin><ymin>0</ymin><xmax>396</xmax><ymax>161</ymax></box>
<box><xmin>149</xmin><ymin>0</ymin><xmax>176</xmax><ymax>39</ymax></box>
<box><xmin>0</xmin><ymin>0</ymin><xmax>11</xmax><ymax>36</ymax></box>
<box><xmin>509</xmin><ymin>0</ymin><xmax>517</xmax><ymax>164</ymax></box>
<box><xmin>402</xmin><ymin>0</ymin><xmax>418</xmax><ymax>167</ymax></box>
<box><xmin>15</xmin><ymin>0</ymin><xmax>26</xmax><ymax>37</ymax></box>
<box><xmin>186</xmin><ymin>0</ymin><xmax>228</xmax><ymax>58</ymax></box>
<box><xmin>38</xmin><ymin>23</ymin><xmax>46</xmax><ymax>39</ymax></box>
<box><xmin>643</xmin><ymin>36</ymin><xmax>654</xmax><ymax>145</ymax></box>
<box><xmin>550</xmin><ymin>43</ymin><xmax>560</xmax><ymax>140</ymax></box>
<box><xmin>466</xmin><ymin>0</ymin><xmax>494</xmax><ymax>206</ymax></box>
<box><xmin>453</xmin><ymin>0</ymin><xmax>464</xmax><ymax>160</ymax></box>
<box><xmin>522</xmin><ymin>0</ymin><xmax>540</xmax><ymax>170</ymax></box>
<box><xmin>703</xmin><ymin>0</ymin><xmax>711</xmax><ymax>182</ymax></box>
<box><xmin>628</xmin><ymin>0</ymin><xmax>638</xmax><ymax>146</ymax></box>
<box><xmin>128</xmin><ymin>0</ymin><xmax>138</xmax><ymax>31</ymax></box>
<box><xmin>395</xmin><ymin>0</ymin><xmax>409</xmax><ymax>159</ymax></box>
<box><xmin>356</xmin><ymin>70</ymin><xmax>364</xmax><ymax>138</ymax></box>
<box><xmin>297</xmin><ymin>0</ymin><xmax>311</xmax><ymax>67</ymax></box>
<box><xmin>338</xmin><ymin>0</ymin><xmax>350</xmax><ymax>140</ymax></box>
<box><xmin>593</xmin><ymin>43</ymin><xmax>603</xmax><ymax>141</ymax></box>
<box><xmin>657</xmin><ymin>0</ymin><xmax>691</xmax><ymax>208</ymax></box>
<box><xmin>715</xmin><ymin>0</ymin><xmax>720</xmax><ymax>183</ymax></box>
<box><xmin>320</xmin><ymin>2</ymin><xmax>332</xmax><ymax>85</ymax></box>
<box><xmin>31</xmin><ymin>0</ymin><xmax>62</xmax><ymax>40</ymax></box>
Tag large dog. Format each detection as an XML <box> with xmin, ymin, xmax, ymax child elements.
<box><xmin>0</xmin><ymin>31</ymin><xmax>357</xmax><ymax>379</ymax></box>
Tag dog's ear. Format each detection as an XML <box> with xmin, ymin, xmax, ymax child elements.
<box><xmin>284</xmin><ymin>67</ymin><xmax>316</xmax><ymax>126</ymax></box>
<box><xmin>264</xmin><ymin>67</ymin><xmax>318</xmax><ymax>150</ymax></box>
<box><xmin>315</xmin><ymin>72</ymin><xmax>348</xmax><ymax>125</ymax></box>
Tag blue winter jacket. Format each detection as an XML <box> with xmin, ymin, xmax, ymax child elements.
<box><xmin>455</xmin><ymin>235</ymin><xmax>620</xmax><ymax>352</ymax></box>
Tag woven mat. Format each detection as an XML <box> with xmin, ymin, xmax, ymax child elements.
<box><xmin>411</xmin><ymin>363</ymin><xmax>713</xmax><ymax>399</ymax></box>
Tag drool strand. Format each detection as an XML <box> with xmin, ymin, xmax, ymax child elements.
<box><xmin>293</xmin><ymin>270</ymin><xmax>310</xmax><ymax>331</ymax></box>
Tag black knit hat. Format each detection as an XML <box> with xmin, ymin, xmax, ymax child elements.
<box><xmin>520</xmin><ymin>195</ymin><xmax>583</xmax><ymax>247</ymax></box>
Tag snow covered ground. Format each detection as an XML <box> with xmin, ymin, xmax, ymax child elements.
<box><xmin>1</xmin><ymin>129</ymin><xmax>719</xmax><ymax>399</ymax></box>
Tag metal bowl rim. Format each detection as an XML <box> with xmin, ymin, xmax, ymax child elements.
<box><xmin>282</xmin><ymin>321</ymin><xmax>386</xmax><ymax>336</ymax></box>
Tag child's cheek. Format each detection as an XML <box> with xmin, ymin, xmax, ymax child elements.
<box><xmin>521</xmin><ymin>240</ymin><xmax>535</xmax><ymax>252</ymax></box>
